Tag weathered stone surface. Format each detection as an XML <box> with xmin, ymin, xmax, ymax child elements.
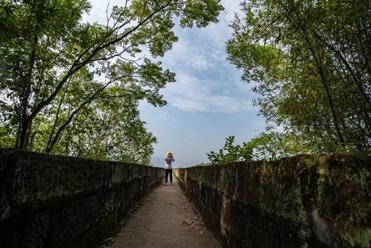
<box><xmin>0</xmin><ymin>149</ymin><xmax>163</xmax><ymax>248</ymax></box>
<box><xmin>174</xmin><ymin>154</ymin><xmax>371</xmax><ymax>248</ymax></box>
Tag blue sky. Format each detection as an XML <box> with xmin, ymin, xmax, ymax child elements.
<box><xmin>87</xmin><ymin>0</ymin><xmax>266</xmax><ymax>166</ymax></box>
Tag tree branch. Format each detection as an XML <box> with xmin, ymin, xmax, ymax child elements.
<box><xmin>44</xmin><ymin>74</ymin><xmax>128</xmax><ymax>153</ymax></box>
<box><xmin>28</xmin><ymin>0</ymin><xmax>174</xmax><ymax>124</ymax></box>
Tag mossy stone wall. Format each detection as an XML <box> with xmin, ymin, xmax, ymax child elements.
<box><xmin>0</xmin><ymin>149</ymin><xmax>163</xmax><ymax>248</ymax></box>
<box><xmin>175</xmin><ymin>154</ymin><xmax>370</xmax><ymax>248</ymax></box>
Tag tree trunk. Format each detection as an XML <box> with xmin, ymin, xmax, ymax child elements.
<box><xmin>302</xmin><ymin>30</ymin><xmax>346</xmax><ymax>146</ymax></box>
<box><xmin>15</xmin><ymin>36</ymin><xmax>38</xmax><ymax>149</ymax></box>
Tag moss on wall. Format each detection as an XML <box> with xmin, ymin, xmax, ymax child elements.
<box><xmin>0</xmin><ymin>149</ymin><xmax>163</xmax><ymax>248</ymax></box>
<box><xmin>175</xmin><ymin>154</ymin><xmax>370</xmax><ymax>248</ymax></box>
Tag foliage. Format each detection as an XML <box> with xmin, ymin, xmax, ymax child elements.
<box><xmin>207</xmin><ymin>136</ymin><xmax>248</xmax><ymax>164</ymax></box>
<box><xmin>251</xmin><ymin>132</ymin><xmax>312</xmax><ymax>161</ymax></box>
<box><xmin>207</xmin><ymin>135</ymin><xmax>263</xmax><ymax>164</ymax></box>
<box><xmin>0</xmin><ymin>0</ymin><xmax>223</xmax><ymax>163</ymax></box>
<box><xmin>207</xmin><ymin>132</ymin><xmax>312</xmax><ymax>164</ymax></box>
<box><xmin>227</xmin><ymin>0</ymin><xmax>370</xmax><ymax>152</ymax></box>
<box><xmin>0</xmin><ymin>125</ymin><xmax>15</xmax><ymax>148</ymax></box>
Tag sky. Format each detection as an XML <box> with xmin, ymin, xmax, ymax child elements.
<box><xmin>86</xmin><ymin>0</ymin><xmax>266</xmax><ymax>167</ymax></box>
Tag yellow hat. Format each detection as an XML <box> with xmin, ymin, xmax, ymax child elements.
<box><xmin>166</xmin><ymin>151</ymin><xmax>173</xmax><ymax>156</ymax></box>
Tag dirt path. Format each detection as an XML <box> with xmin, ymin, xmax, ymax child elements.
<box><xmin>108</xmin><ymin>178</ymin><xmax>221</xmax><ymax>248</ymax></box>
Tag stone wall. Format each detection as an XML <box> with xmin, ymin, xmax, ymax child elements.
<box><xmin>0</xmin><ymin>149</ymin><xmax>163</xmax><ymax>248</ymax></box>
<box><xmin>174</xmin><ymin>154</ymin><xmax>370</xmax><ymax>248</ymax></box>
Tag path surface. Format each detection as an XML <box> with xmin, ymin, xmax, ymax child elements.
<box><xmin>109</xmin><ymin>179</ymin><xmax>221</xmax><ymax>248</ymax></box>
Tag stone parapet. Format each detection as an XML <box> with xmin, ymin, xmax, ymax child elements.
<box><xmin>175</xmin><ymin>154</ymin><xmax>370</xmax><ymax>248</ymax></box>
<box><xmin>0</xmin><ymin>149</ymin><xmax>163</xmax><ymax>248</ymax></box>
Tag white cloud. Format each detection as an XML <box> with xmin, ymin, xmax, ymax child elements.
<box><xmin>83</xmin><ymin>0</ymin><xmax>123</xmax><ymax>24</ymax></box>
<box><xmin>190</xmin><ymin>55</ymin><xmax>211</xmax><ymax>70</ymax></box>
<box><xmin>85</xmin><ymin>0</ymin><xmax>256</xmax><ymax>114</ymax></box>
<box><xmin>163</xmin><ymin>39</ymin><xmax>216</xmax><ymax>71</ymax></box>
<box><xmin>197</xmin><ymin>0</ymin><xmax>242</xmax><ymax>48</ymax></box>
<box><xmin>159</xmin><ymin>0</ymin><xmax>244</xmax><ymax>73</ymax></box>
<box><xmin>221</xmin><ymin>0</ymin><xmax>242</xmax><ymax>22</ymax></box>
<box><xmin>162</xmin><ymin>72</ymin><xmax>255</xmax><ymax>113</ymax></box>
<box><xmin>158</xmin><ymin>1</ymin><xmax>256</xmax><ymax>114</ymax></box>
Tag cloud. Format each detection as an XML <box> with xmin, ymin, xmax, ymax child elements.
<box><xmin>83</xmin><ymin>0</ymin><xmax>123</xmax><ymax>24</ymax></box>
<box><xmin>195</xmin><ymin>0</ymin><xmax>243</xmax><ymax>47</ymax></box>
<box><xmin>163</xmin><ymin>38</ymin><xmax>216</xmax><ymax>71</ymax></box>
<box><xmin>221</xmin><ymin>0</ymin><xmax>243</xmax><ymax>22</ymax></box>
<box><xmin>158</xmin><ymin>1</ymin><xmax>257</xmax><ymax>114</ymax></box>
<box><xmin>162</xmin><ymin>72</ymin><xmax>255</xmax><ymax>113</ymax></box>
<box><xmin>85</xmin><ymin>0</ymin><xmax>256</xmax><ymax>114</ymax></box>
<box><xmin>190</xmin><ymin>54</ymin><xmax>211</xmax><ymax>70</ymax></box>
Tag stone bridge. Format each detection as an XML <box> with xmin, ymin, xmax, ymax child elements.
<box><xmin>0</xmin><ymin>149</ymin><xmax>370</xmax><ymax>248</ymax></box>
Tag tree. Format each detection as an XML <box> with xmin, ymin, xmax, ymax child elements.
<box><xmin>29</xmin><ymin>88</ymin><xmax>156</xmax><ymax>164</ymax></box>
<box><xmin>207</xmin><ymin>132</ymin><xmax>312</xmax><ymax>164</ymax></box>
<box><xmin>250</xmin><ymin>132</ymin><xmax>312</xmax><ymax>161</ymax></box>
<box><xmin>207</xmin><ymin>136</ymin><xmax>248</xmax><ymax>164</ymax></box>
<box><xmin>227</xmin><ymin>0</ymin><xmax>370</xmax><ymax>152</ymax></box>
<box><xmin>0</xmin><ymin>0</ymin><xmax>223</xmax><ymax>162</ymax></box>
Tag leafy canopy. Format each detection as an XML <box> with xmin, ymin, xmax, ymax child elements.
<box><xmin>227</xmin><ymin>0</ymin><xmax>370</xmax><ymax>152</ymax></box>
<box><xmin>207</xmin><ymin>132</ymin><xmax>312</xmax><ymax>164</ymax></box>
<box><xmin>0</xmin><ymin>0</ymin><xmax>223</xmax><ymax>163</ymax></box>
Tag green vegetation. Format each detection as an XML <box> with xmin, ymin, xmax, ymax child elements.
<box><xmin>226</xmin><ymin>0</ymin><xmax>370</xmax><ymax>154</ymax></box>
<box><xmin>0</xmin><ymin>0</ymin><xmax>223</xmax><ymax>164</ymax></box>
<box><xmin>207</xmin><ymin>132</ymin><xmax>311</xmax><ymax>163</ymax></box>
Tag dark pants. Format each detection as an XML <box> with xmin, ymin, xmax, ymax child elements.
<box><xmin>165</xmin><ymin>169</ymin><xmax>173</xmax><ymax>183</ymax></box>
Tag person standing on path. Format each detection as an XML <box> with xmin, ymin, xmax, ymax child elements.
<box><xmin>164</xmin><ymin>152</ymin><xmax>174</xmax><ymax>184</ymax></box>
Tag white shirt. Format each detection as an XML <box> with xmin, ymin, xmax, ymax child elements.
<box><xmin>164</xmin><ymin>156</ymin><xmax>174</xmax><ymax>169</ymax></box>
